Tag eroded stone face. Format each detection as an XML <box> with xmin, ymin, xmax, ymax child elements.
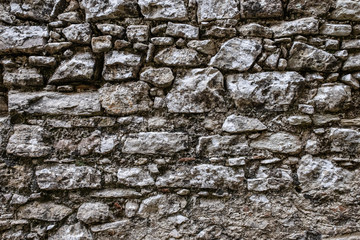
<box><xmin>138</xmin><ymin>194</ymin><xmax>186</xmax><ymax>218</ymax></box>
<box><xmin>196</xmin><ymin>0</ymin><xmax>240</xmax><ymax>22</ymax></box>
<box><xmin>197</xmin><ymin>135</ymin><xmax>250</xmax><ymax>157</ymax></box>
<box><xmin>138</xmin><ymin>0</ymin><xmax>187</xmax><ymax>20</ymax></box>
<box><xmin>240</xmin><ymin>0</ymin><xmax>283</xmax><ymax>18</ymax></box>
<box><xmin>250</xmin><ymin>132</ymin><xmax>302</xmax><ymax>154</ymax></box>
<box><xmin>3</xmin><ymin>67</ymin><xmax>43</xmax><ymax>87</ymax></box>
<box><xmin>287</xmin><ymin>0</ymin><xmax>334</xmax><ymax>17</ymax></box>
<box><xmin>311</xmin><ymin>83</ymin><xmax>352</xmax><ymax>112</ymax></box>
<box><xmin>329</xmin><ymin>128</ymin><xmax>360</xmax><ymax>153</ymax></box>
<box><xmin>222</xmin><ymin>115</ymin><xmax>267</xmax><ymax>133</ymax></box>
<box><xmin>117</xmin><ymin>167</ymin><xmax>154</xmax><ymax>186</ymax></box>
<box><xmin>49</xmin><ymin>223</ymin><xmax>93</xmax><ymax>240</ymax></box>
<box><xmin>330</xmin><ymin>0</ymin><xmax>360</xmax><ymax>21</ymax></box>
<box><xmin>77</xmin><ymin>202</ymin><xmax>110</xmax><ymax>224</ymax></box>
<box><xmin>154</xmin><ymin>48</ymin><xmax>202</xmax><ymax>66</ymax></box>
<box><xmin>17</xmin><ymin>202</ymin><xmax>72</xmax><ymax>221</ymax></box>
<box><xmin>271</xmin><ymin>17</ymin><xmax>319</xmax><ymax>38</ymax></box>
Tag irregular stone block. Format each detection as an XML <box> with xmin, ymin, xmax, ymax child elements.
<box><xmin>140</xmin><ymin>67</ymin><xmax>174</xmax><ymax>87</ymax></box>
<box><xmin>166</xmin><ymin>67</ymin><xmax>226</xmax><ymax>113</ymax></box>
<box><xmin>3</xmin><ymin>67</ymin><xmax>43</xmax><ymax>87</ymax></box>
<box><xmin>222</xmin><ymin>115</ymin><xmax>267</xmax><ymax>133</ymax></box>
<box><xmin>126</xmin><ymin>25</ymin><xmax>149</xmax><ymax>42</ymax></box>
<box><xmin>99</xmin><ymin>82</ymin><xmax>151</xmax><ymax>115</ymax></box>
<box><xmin>320</xmin><ymin>23</ymin><xmax>352</xmax><ymax>36</ymax></box>
<box><xmin>287</xmin><ymin>0</ymin><xmax>334</xmax><ymax>17</ymax></box>
<box><xmin>197</xmin><ymin>135</ymin><xmax>249</xmax><ymax>157</ymax></box>
<box><xmin>138</xmin><ymin>0</ymin><xmax>187</xmax><ymax>20</ymax></box>
<box><xmin>330</xmin><ymin>0</ymin><xmax>360</xmax><ymax>21</ymax></box>
<box><xmin>187</xmin><ymin>40</ymin><xmax>216</xmax><ymax>55</ymax></box>
<box><xmin>90</xmin><ymin>189</ymin><xmax>142</xmax><ymax>198</ymax></box>
<box><xmin>342</xmin><ymin>40</ymin><xmax>360</xmax><ymax>50</ymax></box>
<box><xmin>138</xmin><ymin>194</ymin><xmax>186</xmax><ymax>218</ymax></box>
<box><xmin>62</xmin><ymin>23</ymin><xmax>92</xmax><ymax>44</ymax></box>
<box><xmin>237</xmin><ymin>23</ymin><xmax>273</xmax><ymax>38</ymax></box>
<box><xmin>9</xmin><ymin>91</ymin><xmax>101</xmax><ymax>116</ymax></box>
<box><xmin>91</xmin><ymin>35</ymin><xmax>112</xmax><ymax>53</ymax></box>
<box><xmin>196</xmin><ymin>0</ymin><xmax>239</xmax><ymax>22</ymax></box>
<box><xmin>343</xmin><ymin>53</ymin><xmax>360</xmax><ymax>71</ymax></box>
<box><xmin>17</xmin><ymin>202</ymin><xmax>72</xmax><ymax>221</ymax></box>
<box><xmin>312</xmin><ymin>83</ymin><xmax>351</xmax><ymax>112</ymax></box>
<box><xmin>29</xmin><ymin>56</ymin><xmax>56</xmax><ymax>67</ymax></box>
<box><xmin>329</xmin><ymin>128</ymin><xmax>360</xmax><ymax>153</ymax></box>
<box><xmin>226</xmin><ymin>71</ymin><xmax>305</xmax><ymax>111</ymax></box>
<box><xmin>210</xmin><ymin>38</ymin><xmax>262</xmax><ymax>72</ymax></box>
<box><xmin>271</xmin><ymin>17</ymin><xmax>319</xmax><ymax>38</ymax></box>
<box><xmin>97</xmin><ymin>24</ymin><xmax>125</xmax><ymax>38</ymax></box>
<box><xmin>35</xmin><ymin>164</ymin><xmax>102</xmax><ymax>190</ymax></box>
<box><xmin>154</xmin><ymin>48</ymin><xmax>202</xmax><ymax>66</ymax></box>
<box><xmin>250</xmin><ymin>132</ymin><xmax>302</xmax><ymax>154</ymax></box>
<box><xmin>0</xmin><ymin>26</ymin><xmax>48</xmax><ymax>54</ymax></box>
<box><xmin>166</xmin><ymin>22</ymin><xmax>199</xmax><ymax>39</ymax></box>
<box><xmin>247</xmin><ymin>166</ymin><xmax>292</xmax><ymax>192</ymax></box>
<box><xmin>10</xmin><ymin>0</ymin><xmax>59</xmax><ymax>22</ymax></box>
<box><xmin>49</xmin><ymin>223</ymin><xmax>93</xmax><ymax>240</ymax></box>
<box><xmin>6</xmin><ymin>125</ymin><xmax>51</xmax><ymax>158</ymax></box>
<box><xmin>288</xmin><ymin>42</ymin><xmax>340</xmax><ymax>72</ymax></box>
<box><xmin>122</xmin><ymin>132</ymin><xmax>188</xmax><ymax>155</ymax></box>
<box><xmin>77</xmin><ymin>202</ymin><xmax>110</xmax><ymax>224</ymax></box>
<box><xmin>240</xmin><ymin>0</ymin><xmax>283</xmax><ymax>18</ymax></box>
<box><xmin>117</xmin><ymin>167</ymin><xmax>154</xmax><ymax>187</ymax></box>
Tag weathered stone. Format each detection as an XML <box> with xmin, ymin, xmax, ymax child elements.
<box><xmin>196</xmin><ymin>0</ymin><xmax>239</xmax><ymax>22</ymax></box>
<box><xmin>166</xmin><ymin>68</ymin><xmax>226</xmax><ymax>113</ymax></box>
<box><xmin>97</xmin><ymin>24</ymin><xmax>125</xmax><ymax>38</ymax></box>
<box><xmin>35</xmin><ymin>164</ymin><xmax>102</xmax><ymax>190</ymax></box>
<box><xmin>250</xmin><ymin>132</ymin><xmax>302</xmax><ymax>154</ymax></box>
<box><xmin>99</xmin><ymin>82</ymin><xmax>151</xmax><ymax>115</ymax></box>
<box><xmin>102</xmin><ymin>51</ymin><xmax>142</xmax><ymax>81</ymax></box>
<box><xmin>7</xmin><ymin>125</ymin><xmax>51</xmax><ymax>158</ymax></box>
<box><xmin>204</xmin><ymin>26</ymin><xmax>237</xmax><ymax>38</ymax></box>
<box><xmin>49</xmin><ymin>52</ymin><xmax>95</xmax><ymax>84</ymax></box>
<box><xmin>90</xmin><ymin>189</ymin><xmax>142</xmax><ymax>198</ymax></box>
<box><xmin>247</xmin><ymin>166</ymin><xmax>292</xmax><ymax>192</ymax></box>
<box><xmin>151</xmin><ymin>37</ymin><xmax>174</xmax><ymax>46</ymax></box>
<box><xmin>210</xmin><ymin>38</ymin><xmax>262</xmax><ymax>72</ymax></box>
<box><xmin>140</xmin><ymin>67</ymin><xmax>174</xmax><ymax>87</ymax></box>
<box><xmin>91</xmin><ymin>35</ymin><xmax>112</xmax><ymax>53</ymax></box>
<box><xmin>117</xmin><ymin>167</ymin><xmax>154</xmax><ymax>186</ymax></box>
<box><xmin>154</xmin><ymin>48</ymin><xmax>202</xmax><ymax>66</ymax></box>
<box><xmin>320</xmin><ymin>23</ymin><xmax>352</xmax><ymax>36</ymax></box>
<box><xmin>29</xmin><ymin>56</ymin><xmax>56</xmax><ymax>67</ymax></box>
<box><xmin>49</xmin><ymin>223</ymin><xmax>93</xmax><ymax>240</ymax></box>
<box><xmin>10</xmin><ymin>0</ymin><xmax>59</xmax><ymax>22</ymax></box>
<box><xmin>80</xmin><ymin>0</ymin><xmax>138</xmax><ymax>21</ymax></box>
<box><xmin>17</xmin><ymin>202</ymin><xmax>72</xmax><ymax>221</ymax></box>
<box><xmin>226</xmin><ymin>71</ymin><xmax>305</xmax><ymax>111</ymax></box>
<box><xmin>237</xmin><ymin>23</ymin><xmax>273</xmax><ymax>38</ymax></box>
<box><xmin>288</xmin><ymin>42</ymin><xmax>340</xmax><ymax>72</ymax></box>
<box><xmin>264</xmin><ymin>49</ymin><xmax>280</xmax><ymax>70</ymax></box>
<box><xmin>329</xmin><ymin>128</ymin><xmax>360</xmax><ymax>153</ymax></box>
<box><xmin>45</xmin><ymin>42</ymin><xmax>72</xmax><ymax>54</ymax></box>
<box><xmin>341</xmin><ymin>74</ymin><xmax>360</xmax><ymax>89</ymax></box>
<box><xmin>311</xmin><ymin>83</ymin><xmax>351</xmax><ymax>112</ymax></box>
<box><xmin>62</xmin><ymin>23</ymin><xmax>92</xmax><ymax>44</ymax></box>
<box><xmin>343</xmin><ymin>53</ymin><xmax>360</xmax><ymax>71</ymax></box>
<box><xmin>287</xmin><ymin>115</ymin><xmax>312</xmax><ymax>126</ymax></box>
<box><xmin>77</xmin><ymin>202</ymin><xmax>110</xmax><ymax>224</ymax></box>
<box><xmin>271</xmin><ymin>17</ymin><xmax>319</xmax><ymax>38</ymax></box>
<box><xmin>197</xmin><ymin>135</ymin><xmax>249</xmax><ymax>157</ymax></box>
<box><xmin>240</xmin><ymin>0</ymin><xmax>283</xmax><ymax>18</ymax></box>
<box><xmin>138</xmin><ymin>0</ymin><xmax>187</xmax><ymax>21</ymax></box>
<box><xmin>287</xmin><ymin>0</ymin><xmax>334</xmax><ymax>17</ymax></box>
<box><xmin>138</xmin><ymin>194</ymin><xmax>186</xmax><ymax>218</ymax></box>
<box><xmin>342</xmin><ymin>40</ymin><xmax>360</xmax><ymax>50</ymax></box>
<box><xmin>9</xmin><ymin>91</ymin><xmax>101</xmax><ymax>116</ymax></box>
<box><xmin>330</xmin><ymin>0</ymin><xmax>360</xmax><ymax>21</ymax></box>
<box><xmin>122</xmin><ymin>132</ymin><xmax>188</xmax><ymax>155</ymax></box>
<box><xmin>0</xmin><ymin>26</ymin><xmax>48</xmax><ymax>54</ymax></box>
<box><xmin>166</xmin><ymin>22</ymin><xmax>199</xmax><ymax>39</ymax></box>
<box><xmin>3</xmin><ymin>67</ymin><xmax>43</xmax><ymax>87</ymax></box>
<box><xmin>222</xmin><ymin>115</ymin><xmax>267</xmax><ymax>133</ymax></box>
<box><xmin>312</xmin><ymin>114</ymin><xmax>340</xmax><ymax>126</ymax></box>
<box><xmin>187</xmin><ymin>40</ymin><xmax>216</xmax><ymax>55</ymax></box>
<box><xmin>57</xmin><ymin>11</ymin><xmax>82</xmax><ymax>23</ymax></box>
<box><xmin>126</xmin><ymin>25</ymin><xmax>149</xmax><ymax>42</ymax></box>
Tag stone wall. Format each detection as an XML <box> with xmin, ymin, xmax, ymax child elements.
<box><xmin>1</xmin><ymin>0</ymin><xmax>360</xmax><ymax>239</ymax></box>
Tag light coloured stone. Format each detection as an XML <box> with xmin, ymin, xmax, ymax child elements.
<box><xmin>97</xmin><ymin>24</ymin><xmax>124</xmax><ymax>38</ymax></box>
<box><xmin>92</xmin><ymin>35</ymin><xmax>112</xmax><ymax>53</ymax></box>
<box><xmin>151</xmin><ymin>37</ymin><xmax>174</xmax><ymax>46</ymax></box>
<box><xmin>287</xmin><ymin>115</ymin><xmax>312</xmax><ymax>126</ymax></box>
<box><xmin>240</xmin><ymin>0</ymin><xmax>283</xmax><ymax>18</ymax></box>
<box><xmin>187</xmin><ymin>40</ymin><xmax>216</xmax><ymax>55</ymax></box>
<box><xmin>49</xmin><ymin>223</ymin><xmax>93</xmax><ymax>240</ymax></box>
<box><xmin>166</xmin><ymin>68</ymin><xmax>226</xmax><ymax>113</ymax></box>
<box><xmin>10</xmin><ymin>0</ymin><xmax>58</xmax><ymax>22</ymax></box>
<box><xmin>342</xmin><ymin>40</ymin><xmax>360</xmax><ymax>50</ymax></box>
<box><xmin>140</xmin><ymin>67</ymin><xmax>174</xmax><ymax>87</ymax></box>
<box><xmin>312</xmin><ymin>114</ymin><xmax>340</xmax><ymax>126</ymax></box>
<box><xmin>341</xmin><ymin>74</ymin><xmax>360</xmax><ymax>89</ymax></box>
<box><xmin>330</xmin><ymin>0</ymin><xmax>360</xmax><ymax>21</ymax></box>
<box><xmin>57</xmin><ymin>11</ymin><xmax>82</xmax><ymax>23</ymax></box>
<box><xmin>117</xmin><ymin>167</ymin><xmax>154</xmax><ymax>186</ymax></box>
<box><xmin>250</xmin><ymin>132</ymin><xmax>302</xmax><ymax>154</ymax></box>
<box><xmin>126</xmin><ymin>25</ymin><xmax>149</xmax><ymax>42</ymax></box>
<box><xmin>320</xmin><ymin>23</ymin><xmax>352</xmax><ymax>36</ymax></box>
<box><xmin>77</xmin><ymin>202</ymin><xmax>110</xmax><ymax>224</ymax></box>
<box><xmin>329</xmin><ymin>128</ymin><xmax>360</xmax><ymax>153</ymax></box>
<box><xmin>222</xmin><ymin>115</ymin><xmax>267</xmax><ymax>133</ymax></box>
<box><xmin>312</xmin><ymin>83</ymin><xmax>351</xmax><ymax>112</ymax></box>
<box><xmin>154</xmin><ymin>48</ymin><xmax>202</xmax><ymax>66</ymax></box>
<box><xmin>90</xmin><ymin>189</ymin><xmax>141</xmax><ymax>198</ymax></box>
<box><xmin>343</xmin><ymin>53</ymin><xmax>360</xmax><ymax>71</ymax></box>
<box><xmin>3</xmin><ymin>67</ymin><xmax>43</xmax><ymax>87</ymax></box>
<box><xmin>138</xmin><ymin>0</ymin><xmax>187</xmax><ymax>20</ymax></box>
<box><xmin>287</xmin><ymin>0</ymin><xmax>334</xmax><ymax>17</ymax></box>
<box><xmin>62</xmin><ymin>23</ymin><xmax>92</xmax><ymax>44</ymax></box>
<box><xmin>197</xmin><ymin>135</ymin><xmax>249</xmax><ymax>157</ymax></box>
<box><xmin>138</xmin><ymin>194</ymin><xmax>186</xmax><ymax>218</ymax></box>
<box><xmin>247</xmin><ymin>166</ymin><xmax>292</xmax><ymax>192</ymax></box>
<box><xmin>166</xmin><ymin>22</ymin><xmax>199</xmax><ymax>39</ymax></box>
<box><xmin>196</xmin><ymin>0</ymin><xmax>239</xmax><ymax>22</ymax></box>
<box><xmin>271</xmin><ymin>17</ymin><xmax>319</xmax><ymax>38</ymax></box>
<box><xmin>29</xmin><ymin>56</ymin><xmax>56</xmax><ymax>67</ymax></box>
<box><xmin>17</xmin><ymin>202</ymin><xmax>72</xmax><ymax>221</ymax></box>
<box><xmin>237</xmin><ymin>23</ymin><xmax>273</xmax><ymax>38</ymax></box>
<box><xmin>210</xmin><ymin>38</ymin><xmax>262</xmax><ymax>72</ymax></box>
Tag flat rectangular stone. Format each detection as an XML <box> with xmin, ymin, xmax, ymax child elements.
<box><xmin>196</xmin><ymin>135</ymin><xmax>250</xmax><ymax>157</ymax></box>
<box><xmin>271</xmin><ymin>17</ymin><xmax>319</xmax><ymax>38</ymax></box>
<box><xmin>342</xmin><ymin>40</ymin><xmax>360</xmax><ymax>50</ymax></box>
<box><xmin>320</xmin><ymin>23</ymin><xmax>352</xmax><ymax>36</ymax></box>
<box><xmin>240</xmin><ymin>0</ymin><xmax>283</xmax><ymax>18</ymax></box>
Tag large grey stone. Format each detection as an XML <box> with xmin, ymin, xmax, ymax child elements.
<box><xmin>210</xmin><ymin>38</ymin><xmax>262</xmax><ymax>72</ymax></box>
<box><xmin>166</xmin><ymin>68</ymin><xmax>226</xmax><ymax>113</ymax></box>
<box><xmin>196</xmin><ymin>0</ymin><xmax>240</xmax><ymax>22</ymax></box>
<box><xmin>122</xmin><ymin>132</ymin><xmax>188</xmax><ymax>155</ymax></box>
<box><xmin>288</xmin><ymin>42</ymin><xmax>340</xmax><ymax>72</ymax></box>
<box><xmin>140</xmin><ymin>67</ymin><xmax>174</xmax><ymax>87</ymax></box>
<box><xmin>271</xmin><ymin>17</ymin><xmax>319</xmax><ymax>38</ymax></box>
<box><xmin>17</xmin><ymin>202</ymin><xmax>72</xmax><ymax>221</ymax></box>
<box><xmin>35</xmin><ymin>164</ymin><xmax>102</xmax><ymax>190</ymax></box>
<box><xmin>343</xmin><ymin>53</ymin><xmax>360</xmax><ymax>71</ymax></box>
<box><xmin>77</xmin><ymin>202</ymin><xmax>110</xmax><ymax>224</ymax></box>
<box><xmin>320</xmin><ymin>23</ymin><xmax>352</xmax><ymax>36</ymax></box>
<box><xmin>9</xmin><ymin>91</ymin><xmax>101</xmax><ymax>116</ymax></box>
<box><xmin>240</xmin><ymin>0</ymin><xmax>283</xmax><ymax>18</ymax></box>
<box><xmin>287</xmin><ymin>0</ymin><xmax>334</xmax><ymax>17</ymax></box>
<box><xmin>166</xmin><ymin>22</ymin><xmax>199</xmax><ymax>39</ymax></box>
<box><xmin>197</xmin><ymin>135</ymin><xmax>249</xmax><ymax>157</ymax></box>
<box><xmin>154</xmin><ymin>48</ymin><xmax>202</xmax><ymax>66</ymax></box>
<box><xmin>0</xmin><ymin>26</ymin><xmax>48</xmax><ymax>54</ymax></box>
<box><xmin>7</xmin><ymin>125</ymin><xmax>51</xmax><ymax>158</ymax></box>
<box><xmin>49</xmin><ymin>52</ymin><xmax>95</xmax><ymax>84</ymax></box>
<box><xmin>329</xmin><ymin>128</ymin><xmax>360</xmax><ymax>153</ymax></box>
<box><xmin>226</xmin><ymin>71</ymin><xmax>305</xmax><ymax>111</ymax></box>
<box><xmin>49</xmin><ymin>223</ymin><xmax>93</xmax><ymax>240</ymax></box>
<box><xmin>99</xmin><ymin>82</ymin><xmax>151</xmax><ymax>116</ymax></box>
<box><xmin>330</xmin><ymin>0</ymin><xmax>360</xmax><ymax>21</ymax></box>
<box><xmin>138</xmin><ymin>0</ymin><xmax>187</xmax><ymax>21</ymax></box>
<box><xmin>250</xmin><ymin>132</ymin><xmax>302</xmax><ymax>154</ymax></box>
<box><xmin>222</xmin><ymin>115</ymin><xmax>267</xmax><ymax>133</ymax></box>
<box><xmin>311</xmin><ymin>83</ymin><xmax>351</xmax><ymax>112</ymax></box>
<box><xmin>3</xmin><ymin>67</ymin><xmax>43</xmax><ymax>87</ymax></box>
<box><xmin>62</xmin><ymin>23</ymin><xmax>92</xmax><ymax>44</ymax></box>
<box><xmin>117</xmin><ymin>167</ymin><xmax>154</xmax><ymax>186</ymax></box>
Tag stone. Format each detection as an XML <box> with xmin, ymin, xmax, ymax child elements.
<box><xmin>151</xmin><ymin>37</ymin><xmax>174</xmax><ymax>46</ymax></box>
<box><xmin>197</xmin><ymin>135</ymin><xmax>249</xmax><ymax>157</ymax></box>
<box><xmin>3</xmin><ymin>67</ymin><xmax>43</xmax><ymax>87</ymax></box>
<box><xmin>343</xmin><ymin>53</ymin><xmax>360</xmax><ymax>71</ymax></box>
<box><xmin>210</xmin><ymin>38</ymin><xmax>262</xmax><ymax>72</ymax></box>
<box><xmin>156</xmin><ymin>164</ymin><xmax>245</xmax><ymax>190</ymax></box>
<box><xmin>342</xmin><ymin>40</ymin><xmax>360</xmax><ymax>50</ymax></box>
<box><xmin>125</xmin><ymin>201</ymin><xmax>139</xmax><ymax>217</ymax></box>
<box><xmin>226</xmin><ymin>71</ymin><xmax>305</xmax><ymax>111</ymax></box>
<box><xmin>117</xmin><ymin>167</ymin><xmax>154</xmax><ymax>186</ymax></box>
<box><xmin>102</xmin><ymin>51</ymin><xmax>142</xmax><ymax>81</ymax></box>
<box><xmin>264</xmin><ymin>50</ymin><xmax>280</xmax><ymax>70</ymax></box>
<box><xmin>99</xmin><ymin>82</ymin><xmax>151</xmax><ymax>115</ymax></box>
<box><xmin>77</xmin><ymin>202</ymin><xmax>110</xmax><ymax>224</ymax></box>
<box><xmin>49</xmin><ymin>223</ymin><xmax>93</xmax><ymax>240</ymax></box>
<box><xmin>204</xmin><ymin>26</ymin><xmax>237</xmax><ymax>38</ymax></box>
<box><xmin>165</xmin><ymin>67</ymin><xmax>226</xmax><ymax>113</ymax></box>
<box><xmin>287</xmin><ymin>0</ymin><xmax>334</xmax><ymax>17</ymax></box>
<box><xmin>341</xmin><ymin>74</ymin><xmax>360</xmax><ymax>89</ymax></box>
<box><xmin>9</xmin><ymin>91</ymin><xmax>101</xmax><ymax>116</ymax></box>
<box><xmin>10</xmin><ymin>0</ymin><xmax>59</xmax><ymax>22</ymax></box>
<box><xmin>91</xmin><ymin>35</ymin><xmax>112</xmax><ymax>53</ymax></box>
<box><xmin>311</xmin><ymin>83</ymin><xmax>351</xmax><ymax>112</ymax></box>
<box><xmin>271</xmin><ymin>17</ymin><xmax>319</xmax><ymax>38</ymax></box>
<box><xmin>240</xmin><ymin>0</ymin><xmax>283</xmax><ymax>18</ymax></box>
<box><xmin>237</xmin><ymin>23</ymin><xmax>273</xmax><ymax>38</ymax></box>
<box><xmin>138</xmin><ymin>194</ymin><xmax>186</xmax><ymax>218</ymax></box>
<box><xmin>330</xmin><ymin>0</ymin><xmax>360</xmax><ymax>21</ymax></box>
<box><xmin>166</xmin><ymin>22</ymin><xmax>199</xmax><ymax>39</ymax></box>
<box><xmin>287</xmin><ymin>115</ymin><xmax>312</xmax><ymax>126</ymax></box>
<box><xmin>0</xmin><ymin>26</ymin><xmax>48</xmax><ymax>54</ymax></box>
<box><xmin>10</xmin><ymin>194</ymin><xmax>28</xmax><ymax>206</ymax></box>
<box><xmin>140</xmin><ymin>67</ymin><xmax>174</xmax><ymax>87</ymax></box>
<box><xmin>196</xmin><ymin>0</ymin><xmax>239</xmax><ymax>22</ymax></box>
<box><xmin>122</xmin><ymin>132</ymin><xmax>188</xmax><ymax>155</ymax></box>
<box><xmin>7</xmin><ymin>125</ymin><xmax>51</xmax><ymax>158</ymax></box>
<box><xmin>80</xmin><ymin>0</ymin><xmax>138</xmax><ymax>21</ymax></box>
<box><xmin>288</xmin><ymin>42</ymin><xmax>340</xmax><ymax>72</ymax></box>
<box><xmin>138</xmin><ymin>0</ymin><xmax>187</xmax><ymax>21</ymax></box>
<box><xmin>45</xmin><ymin>42</ymin><xmax>73</xmax><ymax>54</ymax></box>
<box><xmin>57</xmin><ymin>11</ymin><xmax>82</xmax><ymax>23</ymax></box>
<box><xmin>187</xmin><ymin>40</ymin><xmax>216</xmax><ymax>55</ymax></box>
<box><xmin>250</xmin><ymin>132</ymin><xmax>302</xmax><ymax>154</ymax></box>
<box><xmin>62</xmin><ymin>23</ymin><xmax>92</xmax><ymax>44</ymax></box>
<box><xmin>126</xmin><ymin>25</ymin><xmax>149</xmax><ymax>42</ymax></box>
<box><xmin>17</xmin><ymin>202</ymin><xmax>72</xmax><ymax>221</ymax></box>
<box><xmin>49</xmin><ymin>52</ymin><xmax>95</xmax><ymax>84</ymax></box>
<box><xmin>96</xmin><ymin>24</ymin><xmax>125</xmax><ymax>38</ymax></box>
<box><xmin>320</xmin><ymin>23</ymin><xmax>352</xmax><ymax>36</ymax></box>
<box><xmin>222</xmin><ymin>115</ymin><xmax>267</xmax><ymax>133</ymax></box>
<box><xmin>329</xmin><ymin>128</ymin><xmax>360</xmax><ymax>153</ymax></box>
<box><xmin>312</xmin><ymin>114</ymin><xmax>340</xmax><ymax>126</ymax></box>
<box><xmin>35</xmin><ymin>164</ymin><xmax>102</xmax><ymax>190</ymax></box>
<box><xmin>29</xmin><ymin>56</ymin><xmax>56</xmax><ymax>67</ymax></box>
<box><xmin>154</xmin><ymin>48</ymin><xmax>202</xmax><ymax>66</ymax></box>
<box><xmin>90</xmin><ymin>189</ymin><xmax>142</xmax><ymax>198</ymax></box>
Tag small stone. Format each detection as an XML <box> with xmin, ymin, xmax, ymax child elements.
<box><xmin>278</xmin><ymin>58</ymin><xmax>287</xmax><ymax>70</ymax></box>
<box><xmin>3</xmin><ymin>67</ymin><xmax>43</xmax><ymax>87</ymax></box>
<box><xmin>312</xmin><ymin>114</ymin><xmax>340</xmax><ymax>126</ymax></box>
<box><xmin>133</xmin><ymin>43</ymin><xmax>148</xmax><ymax>51</ymax></box>
<box><xmin>57</xmin><ymin>11</ymin><xmax>82</xmax><ymax>23</ymax></box>
<box><xmin>320</xmin><ymin>23</ymin><xmax>352</xmax><ymax>36</ymax></box>
<box><xmin>240</xmin><ymin>0</ymin><xmax>283</xmax><ymax>18</ymax></box>
<box><xmin>90</xmin><ymin>189</ymin><xmax>142</xmax><ymax>198</ymax></box>
<box><xmin>91</xmin><ymin>35</ymin><xmax>112</xmax><ymax>53</ymax></box>
<box><xmin>334</xmin><ymin>50</ymin><xmax>349</xmax><ymax>60</ymax></box>
<box><xmin>138</xmin><ymin>0</ymin><xmax>188</xmax><ymax>20</ymax></box>
<box><xmin>10</xmin><ymin>194</ymin><xmax>28</xmax><ymax>206</ymax></box>
<box><xmin>62</xmin><ymin>23</ymin><xmax>92</xmax><ymax>44</ymax></box>
<box><xmin>247</xmin><ymin>166</ymin><xmax>292</xmax><ymax>192</ymax></box>
<box><xmin>57</xmin><ymin>85</ymin><xmax>74</xmax><ymax>92</ymax></box>
<box><xmin>237</xmin><ymin>23</ymin><xmax>273</xmax><ymax>38</ymax></box>
<box><xmin>342</xmin><ymin>40</ymin><xmax>360</xmax><ymax>50</ymax></box>
<box><xmin>343</xmin><ymin>53</ymin><xmax>360</xmax><ymax>71</ymax></box>
<box><xmin>49</xmin><ymin>223</ymin><xmax>93</xmax><ymax>240</ymax></box>
<box><xmin>287</xmin><ymin>115</ymin><xmax>312</xmax><ymax>126</ymax></box>
<box><xmin>251</xmin><ymin>132</ymin><xmax>302</xmax><ymax>154</ymax></box>
<box><xmin>176</xmin><ymin>189</ymin><xmax>190</xmax><ymax>196</ymax></box>
<box><xmin>114</xmin><ymin>40</ymin><xmax>131</xmax><ymax>50</ymax></box>
<box><xmin>154</xmin><ymin>48</ymin><xmax>202</xmax><ymax>66</ymax></box>
<box><xmin>197</xmin><ymin>135</ymin><xmax>249</xmax><ymax>157</ymax></box>
<box><xmin>204</xmin><ymin>26</ymin><xmax>237</xmax><ymax>38</ymax></box>
<box><xmin>341</xmin><ymin>74</ymin><xmax>360</xmax><ymax>89</ymax></box>
<box><xmin>325</xmin><ymin>39</ymin><xmax>339</xmax><ymax>50</ymax></box>
<box><xmin>298</xmin><ymin>104</ymin><xmax>314</xmax><ymax>114</ymax></box>
<box><xmin>287</xmin><ymin>0</ymin><xmax>333</xmax><ymax>17</ymax></box>
<box><xmin>125</xmin><ymin>201</ymin><xmax>139</xmax><ymax>218</ymax></box>
<box><xmin>264</xmin><ymin>50</ymin><xmax>280</xmax><ymax>70</ymax></box>
<box><xmin>77</xmin><ymin>202</ymin><xmax>110</xmax><ymax>224</ymax></box>
<box><xmin>126</xmin><ymin>25</ymin><xmax>149</xmax><ymax>42</ymax></box>
<box><xmin>29</xmin><ymin>56</ymin><xmax>56</xmax><ymax>67</ymax></box>
<box><xmin>140</xmin><ymin>67</ymin><xmax>174</xmax><ymax>87</ymax></box>
<box><xmin>271</xmin><ymin>17</ymin><xmax>319</xmax><ymax>38</ymax></box>
<box><xmin>196</xmin><ymin>0</ymin><xmax>240</xmax><ymax>22</ymax></box>
<box><xmin>312</xmin><ymin>83</ymin><xmax>351</xmax><ymax>112</ymax></box>
<box><xmin>97</xmin><ymin>24</ymin><xmax>125</xmax><ymax>38</ymax></box>
<box><xmin>17</xmin><ymin>202</ymin><xmax>72</xmax><ymax>221</ymax></box>
<box><xmin>166</xmin><ymin>22</ymin><xmax>199</xmax><ymax>39</ymax></box>
<box><xmin>187</xmin><ymin>40</ymin><xmax>216</xmax><ymax>55</ymax></box>
<box><xmin>222</xmin><ymin>115</ymin><xmax>267</xmax><ymax>133</ymax></box>
<box><xmin>151</xmin><ymin>37</ymin><xmax>174</xmax><ymax>46</ymax></box>
<box><xmin>117</xmin><ymin>167</ymin><xmax>154</xmax><ymax>186</ymax></box>
<box><xmin>45</xmin><ymin>42</ymin><xmax>73</xmax><ymax>54</ymax></box>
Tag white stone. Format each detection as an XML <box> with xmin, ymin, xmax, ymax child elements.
<box><xmin>222</xmin><ymin>115</ymin><xmax>267</xmax><ymax>133</ymax></box>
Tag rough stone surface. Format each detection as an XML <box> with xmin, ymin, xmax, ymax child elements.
<box><xmin>250</xmin><ymin>132</ymin><xmax>302</xmax><ymax>154</ymax></box>
<box><xmin>287</xmin><ymin>0</ymin><xmax>334</xmax><ymax>17</ymax></box>
<box><xmin>49</xmin><ymin>223</ymin><xmax>93</xmax><ymax>240</ymax></box>
<box><xmin>154</xmin><ymin>48</ymin><xmax>202</xmax><ymax>66</ymax></box>
<box><xmin>140</xmin><ymin>67</ymin><xmax>174</xmax><ymax>87</ymax></box>
<box><xmin>63</xmin><ymin>23</ymin><xmax>92</xmax><ymax>44</ymax></box>
<box><xmin>138</xmin><ymin>0</ymin><xmax>187</xmax><ymax>20</ymax></box>
<box><xmin>166</xmin><ymin>22</ymin><xmax>199</xmax><ymax>39</ymax></box>
<box><xmin>271</xmin><ymin>17</ymin><xmax>319</xmax><ymax>37</ymax></box>
<box><xmin>311</xmin><ymin>83</ymin><xmax>352</xmax><ymax>112</ymax></box>
<box><xmin>222</xmin><ymin>114</ymin><xmax>267</xmax><ymax>133</ymax></box>
<box><xmin>196</xmin><ymin>0</ymin><xmax>239</xmax><ymax>22</ymax></box>
<box><xmin>117</xmin><ymin>167</ymin><xmax>154</xmax><ymax>186</ymax></box>
<box><xmin>330</xmin><ymin>0</ymin><xmax>360</xmax><ymax>21</ymax></box>
<box><xmin>240</xmin><ymin>0</ymin><xmax>283</xmax><ymax>18</ymax></box>
<box><xmin>197</xmin><ymin>135</ymin><xmax>250</xmax><ymax>157</ymax></box>
<box><xmin>77</xmin><ymin>202</ymin><xmax>110</xmax><ymax>224</ymax></box>
<box><xmin>3</xmin><ymin>67</ymin><xmax>43</xmax><ymax>87</ymax></box>
<box><xmin>343</xmin><ymin>53</ymin><xmax>360</xmax><ymax>71</ymax></box>
<box><xmin>17</xmin><ymin>202</ymin><xmax>72</xmax><ymax>221</ymax></box>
